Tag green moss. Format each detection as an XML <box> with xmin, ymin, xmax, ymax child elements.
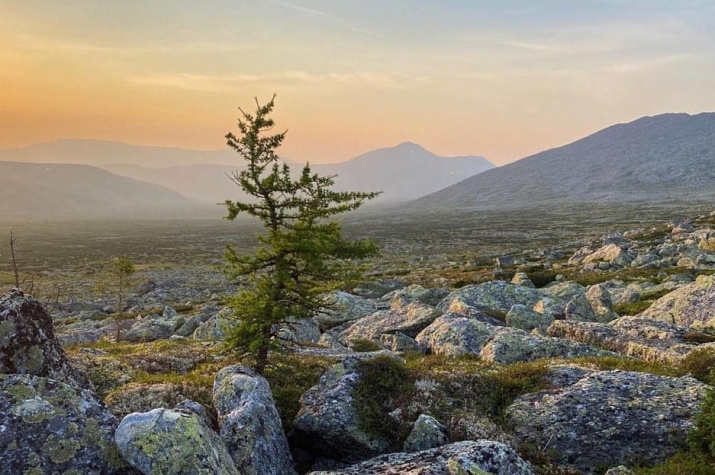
<box><xmin>353</xmin><ymin>355</ymin><xmax>415</xmax><ymax>448</ymax></box>
<box><xmin>570</xmin><ymin>356</ymin><xmax>684</xmax><ymax>378</ymax></box>
<box><xmin>633</xmin><ymin>452</ymin><xmax>715</xmax><ymax>474</ymax></box>
<box><xmin>23</xmin><ymin>469</ymin><xmax>43</xmax><ymax>475</ymax></box>
<box><xmin>349</xmin><ymin>338</ymin><xmax>382</xmax><ymax>352</ymax></box>
<box><xmin>12</xmin><ymin>346</ymin><xmax>44</xmax><ymax>374</ymax></box>
<box><xmin>43</xmin><ymin>434</ymin><xmax>80</xmax><ymax>464</ymax></box>
<box><xmin>264</xmin><ymin>354</ymin><xmax>333</xmax><ymax>430</ymax></box>
<box><xmin>679</xmin><ymin>348</ymin><xmax>715</xmax><ymax>385</ymax></box>
<box><xmin>689</xmin><ymin>389</ymin><xmax>715</xmax><ymax>460</ymax></box>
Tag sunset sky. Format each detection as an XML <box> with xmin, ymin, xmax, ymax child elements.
<box><xmin>1</xmin><ymin>0</ymin><xmax>714</xmax><ymax>165</ymax></box>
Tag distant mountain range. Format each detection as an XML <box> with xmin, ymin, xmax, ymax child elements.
<box><xmin>412</xmin><ymin>113</ymin><xmax>715</xmax><ymax>210</ymax></box>
<box><xmin>0</xmin><ymin>162</ymin><xmax>197</xmax><ymax>219</ymax></box>
<box><xmin>0</xmin><ymin>140</ymin><xmax>493</xmax><ymax>204</ymax></box>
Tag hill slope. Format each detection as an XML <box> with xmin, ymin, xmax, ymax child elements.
<box><xmin>0</xmin><ymin>162</ymin><xmax>197</xmax><ymax>219</ymax></box>
<box><xmin>413</xmin><ymin>113</ymin><xmax>715</xmax><ymax>209</ymax></box>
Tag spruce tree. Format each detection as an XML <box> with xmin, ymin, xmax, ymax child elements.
<box><xmin>223</xmin><ymin>96</ymin><xmax>379</xmax><ymax>374</ymax></box>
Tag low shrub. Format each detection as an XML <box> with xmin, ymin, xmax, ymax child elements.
<box><xmin>679</xmin><ymin>348</ymin><xmax>715</xmax><ymax>384</ymax></box>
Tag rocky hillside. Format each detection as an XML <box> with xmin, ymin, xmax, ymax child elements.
<box><xmin>413</xmin><ymin>113</ymin><xmax>715</xmax><ymax>209</ymax></box>
<box><xmin>0</xmin><ymin>161</ymin><xmax>200</xmax><ymax>219</ymax></box>
<box><xmin>2</xmin><ymin>210</ymin><xmax>715</xmax><ymax>474</ymax></box>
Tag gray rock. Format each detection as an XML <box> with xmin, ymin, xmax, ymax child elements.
<box><xmin>213</xmin><ymin>365</ymin><xmax>296</xmax><ymax>475</ymax></box>
<box><xmin>123</xmin><ymin>315</ymin><xmax>178</xmax><ymax>343</ymax></box>
<box><xmin>582</xmin><ymin>244</ymin><xmax>633</xmax><ymax>268</ymax></box>
<box><xmin>293</xmin><ymin>357</ymin><xmax>391</xmax><ymax>461</ymax></box>
<box><xmin>416</xmin><ymin>313</ymin><xmax>501</xmax><ymax>357</ymax></box>
<box><xmin>307</xmin><ymin>440</ymin><xmax>534</xmax><ymax>475</ymax></box>
<box><xmin>586</xmin><ymin>284</ymin><xmax>619</xmax><ymax>322</ymax></box>
<box><xmin>508</xmin><ymin>370</ymin><xmax>710</xmax><ymax>473</ymax></box>
<box><xmin>604</xmin><ymin>467</ymin><xmax>635</xmax><ymax>475</ymax></box>
<box><xmin>174</xmin><ymin>315</ymin><xmax>203</xmax><ymax>337</ymax></box>
<box><xmin>480</xmin><ymin>327</ymin><xmax>612</xmax><ymax>364</ymax></box>
<box><xmin>315</xmin><ymin>291</ymin><xmax>378</xmax><ymax>331</ymax></box>
<box><xmin>339</xmin><ymin>301</ymin><xmax>439</xmax><ymax>344</ymax></box>
<box><xmin>353</xmin><ymin>280</ymin><xmax>406</xmax><ymax>299</ymax></box>
<box><xmin>1</xmin><ymin>373</ymin><xmax>131</xmax><ymax>474</ymax></box>
<box><xmin>276</xmin><ymin>317</ymin><xmax>321</xmax><ymax>345</ymax></box>
<box><xmin>193</xmin><ymin>308</ymin><xmax>232</xmax><ymax>341</ymax></box>
<box><xmin>56</xmin><ymin>317</ymin><xmax>117</xmax><ymax>346</ymax></box>
<box><xmin>511</xmin><ymin>272</ymin><xmax>536</xmax><ymax>288</ymax></box>
<box><xmin>505</xmin><ymin>304</ymin><xmax>554</xmax><ymax>333</ymax></box>
<box><xmin>0</xmin><ymin>290</ymin><xmax>90</xmax><ymax>389</ymax></box>
<box><xmin>547</xmin><ymin>317</ymin><xmax>709</xmax><ymax>364</ymax></box>
<box><xmin>402</xmin><ymin>414</ymin><xmax>449</xmax><ymax>452</ymax></box>
<box><xmin>437</xmin><ymin>281</ymin><xmax>547</xmax><ymax>318</ymax></box>
<box><xmin>380</xmin><ymin>331</ymin><xmax>424</xmax><ymax>354</ymax></box>
<box><xmin>641</xmin><ymin>275</ymin><xmax>715</xmax><ymax>328</ymax></box>
<box><xmin>115</xmin><ymin>408</ymin><xmax>238</xmax><ymax>475</ymax></box>
<box><xmin>382</xmin><ymin>285</ymin><xmax>450</xmax><ymax>307</ymax></box>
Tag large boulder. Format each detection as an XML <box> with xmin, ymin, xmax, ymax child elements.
<box><xmin>213</xmin><ymin>365</ymin><xmax>296</xmax><ymax>475</ymax></box>
<box><xmin>306</xmin><ymin>440</ymin><xmax>534</xmax><ymax>475</ymax></box>
<box><xmin>193</xmin><ymin>308</ymin><xmax>233</xmax><ymax>341</ymax></box>
<box><xmin>480</xmin><ymin>327</ymin><xmax>612</xmax><ymax>364</ymax></box>
<box><xmin>505</xmin><ymin>304</ymin><xmax>554</xmax><ymax>333</ymax></box>
<box><xmin>0</xmin><ymin>373</ymin><xmax>131</xmax><ymax>474</ymax></box>
<box><xmin>292</xmin><ymin>357</ymin><xmax>391</xmax><ymax>461</ymax></box>
<box><xmin>641</xmin><ymin>275</ymin><xmax>715</xmax><ymax>329</ymax></box>
<box><xmin>339</xmin><ymin>301</ymin><xmax>439</xmax><ymax>345</ymax></box>
<box><xmin>315</xmin><ymin>291</ymin><xmax>379</xmax><ymax>331</ymax></box>
<box><xmin>582</xmin><ymin>244</ymin><xmax>633</xmax><ymax>268</ymax></box>
<box><xmin>402</xmin><ymin>414</ymin><xmax>449</xmax><ymax>452</ymax></box>
<box><xmin>56</xmin><ymin>317</ymin><xmax>117</xmax><ymax>346</ymax></box>
<box><xmin>547</xmin><ymin>317</ymin><xmax>711</xmax><ymax>364</ymax></box>
<box><xmin>540</xmin><ymin>281</ymin><xmax>598</xmax><ymax>321</ymax></box>
<box><xmin>0</xmin><ymin>289</ymin><xmax>90</xmax><ymax>389</ymax></box>
<box><xmin>585</xmin><ymin>284</ymin><xmax>619</xmax><ymax>322</ymax></box>
<box><xmin>507</xmin><ymin>370</ymin><xmax>710</xmax><ymax>473</ymax></box>
<box><xmin>436</xmin><ymin>282</ymin><xmax>547</xmax><ymax>318</ymax></box>
<box><xmin>416</xmin><ymin>313</ymin><xmax>501</xmax><ymax>357</ymax></box>
<box><xmin>115</xmin><ymin>407</ymin><xmax>238</xmax><ymax>475</ymax></box>
<box><xmin>381</xmin><ymin>285</ymin><xmax>450</xmax><ymax>307</ymax></box>
<box><xmin>123</xmin><ymin>314</ymin><xmax>183</xmax><ymax>343</ymax></box>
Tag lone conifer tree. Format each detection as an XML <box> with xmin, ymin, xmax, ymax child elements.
<box><xmin>223</xmin><ymin>96</ymin><xmax>379</xmax><ymax>374</ymax></box>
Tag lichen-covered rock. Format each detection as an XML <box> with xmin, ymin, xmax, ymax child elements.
<box><xmin>586</xmin><ymin>284</ymin><xmax>619</xmax><ymax>322</ymax></box>
<box><xmin>507</xmin><ymin>370</ymin><xmax>710</xmax><ymax>473</ymax></box>
<box><xmin>641</xmin><ymin>274</ymin><xmax>715</xmax><ymax>328</ymax></box>
<box><xmin>547</xmin><ymin>317</ymin><xmax>709</xmax><ymax>364</ymax></box>
<box><xmin>582</xmin><ymin>244</ymin><xmax>633</xmax><ymax>268</ymax></box>
<box><xmin>292</xmin><ymin>357</ymin><xmax>391</xmax><ymax>461</ymax></box>
<box><xmin>56</xmin><ymin>317</ymin><xmax>118</xmax><ymax>346</ymax></box>
<box><xmin>480</xmin><ymin>327</ymin><xmax>612</xmax><ymax>364</ymax></box>
<box><xmin>115</xmin><ymin>408</ymin><xmax>238</xmax><ymax>475</ymax></box>
<box><xmin>192</xmin><ymin>308</ymin><xmax>232</xmax><ymax>340</ymax></box>
<box><xmin>315</xmin><ymin>291</ymin><xmax>379</xmax><ymax>331</ymax></box>
<box><xmin>213</xmin><ymin>365</ymin><xmax>296</xmax><ymax>475</ymax></box>
<box><xmin>105</xmin><ymin>383</ymin><xmax>201</xmax><ymax>420</ymax></box>
<box><xmin>436</xmin><ymin>282</ymin><xmax>547</xmax><ymax>317</ymax></box>
<box><xmin>541</xmin><ymin>281</ymin><xmax>598</xmax><ymax>321</ymax></box>
<box><xmin>402</xmin><ymin>414</ymin><xmax>449</xmax><ymax>452</ymax></box>
<box><xmin>415</xmin><ymin>313</ymin><xmax>501</xmax><ymax>357</ymax></box>
<box><xmin>0</xmin><ymin>289</ymin><xmax>90</xmax><ymax>389</ymax></box>
<box><xmin>353</xmin><ymin>280</ymin><xmax>406</xmax><ymax>299</ymax></box>
<box><xmin>380</xmin><ymin>331</ymin><xmax>424</xmax><ymax>354</ymax></box>
<box><xmin>306</xmin><ymin>440</ymin><xmax>534</xmax><ymax>475</ymax></box>
<box><xmin>382</xmin><ymin>285</ymin><xmax>450</xmax><ymax>307</ymax></box>
<box><xmin>339</xmin><ymin>301</ymin><xmax>439</xmax><ymax>344</ymax></box>
<box><xmin>604</xmin><ymin>467</ymin><xmax>635</xmax><ymax>475</ymax></box>
<box><xmin>123</xmin><ymin>314</ymin><xmax>182</xmax><ymax>343</ymax></box>
<box><xmin>0</xmin><ymin>373</ymin><xmax>131</xmax><ymax>474</ymax></box>
<box><xmin>505</xmin><ymin>304</ymin><xmax>554</xmax><ymax>333</ymax></box>
<box><xmin>511</xmin><ymin>272</ymin><xmax>535</xmax><ymax>288</ymax></box>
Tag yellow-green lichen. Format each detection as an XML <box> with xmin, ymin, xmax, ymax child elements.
<box><xmin>0</xmin><ymin>319</ymin><xmax>14</xmax><ymax>346</ymax></box>
<box><xmin>43</xmin><ymin>434</ymin><xmax>80</xmax><ymax>464</ymax></box>
<box><xmin>447</xmin><ymin>458</ymin><xmax>490</xmax><ymax>475</ymax></box>
<box><xmin>6</xmin><ymin>382</ymin><xmax>36</xmax><ymax>403</ymax></box>
<box><xmin>23</xmin><ymin>468</ymin><xmax>43</xmax><ymax>475</ymax></box>
<box><xmin>12</xmin><ymin>346</ymin><xmax>45</xmax><ymax>374</ymax></box>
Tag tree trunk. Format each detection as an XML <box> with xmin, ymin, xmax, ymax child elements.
<box><xmin>255</xmin><ymin>324</ymin><xmax>272</xmax><ymax>375</ymax></box>
<box><xmin>10</xmin><ymin>231</ymin><xmax>19</xmax><ymax>289</ymax></box>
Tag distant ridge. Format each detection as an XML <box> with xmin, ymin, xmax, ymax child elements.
<box><xmin>412</xmin><ymin>113</ymin><xmax>715</xmax><ymax>210</ymax></box>
<box><xmin>0</xmin><ymin>162</ymin><xmax>197</xmax><ymax>219</ymax></box>
<box><xmin>0</xmin><ymin>140</ymin><xmax>493</xmax><ymax>204</ymax></box>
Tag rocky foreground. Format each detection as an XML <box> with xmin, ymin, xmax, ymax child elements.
<box><xmin>2</xmin><ymin>211</ymin><xmax>715</xmax><ymax>474</ymax></box>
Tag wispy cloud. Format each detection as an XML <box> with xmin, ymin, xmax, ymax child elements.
<box><xmin>127</xmin><ymin>71</ymin><xmax>419</xmax><ymax>93</ymax></box>
<box><xmin>267</xmin><ymin>0</ymin><xmax>382</xmax><ymax>38</ymax></box>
